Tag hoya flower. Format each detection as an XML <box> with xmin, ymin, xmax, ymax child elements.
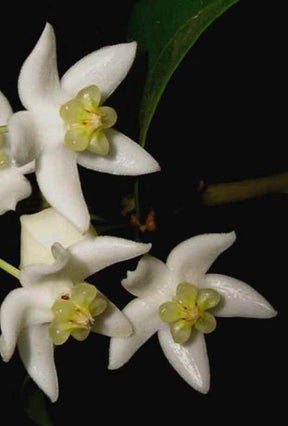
<box><xmin>8</xmin><ymin>23</ymin><xmax>160</xmax><ymax>233</ymax></box>
<box><xmin>0</xmin><ymin>208</ymin><xmax>151</xmax><ymax>401</ymax></box>
<box><xmin>0</xmin><ymin>91</ymin><xmax>32</xmax><ymax>215</ymax></box>
<box><xmin>109</xmin><ymin>232</ymin><xmax>277</xmax><ymax>393</ymax></box>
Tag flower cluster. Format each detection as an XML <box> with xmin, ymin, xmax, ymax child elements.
<box><xmin>0</xmin><ymin>24</ymin><xmax>277</xmax><ymax>402</ymax></box>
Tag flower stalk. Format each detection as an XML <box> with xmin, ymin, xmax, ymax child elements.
<box><xmin>201</xmin><ymin>171</ymin><xmax>288</xmax><ymax>206</ymax></box>
<box><xmin>0</xmin><ymin>258</ymin><xmax>20</xmax><ymax>279</ymax></box>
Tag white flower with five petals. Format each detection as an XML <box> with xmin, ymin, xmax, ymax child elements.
<box><xmin>0</xmin><ymin>208</ymin><xmax>151</xmax><ymax>402</ymax></box>
<box><xmin>8</xmin><ymin>23</ymin><xmax>160</xmax><ymax>232</ymax></box>
<box><xmin>0</xmin><ymin>91</ymin><xmax>32</xmax><ymax>215</ymax></box>
<box><xmin>109</xmin><ymin>232</ymin><xmax>277</xmax><ymax>393</ymax></box>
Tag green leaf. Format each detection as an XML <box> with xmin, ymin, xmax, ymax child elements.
<box><xmin>128</xmin><ymin>0</ymin><xmax>238</xmax><ymax>146</ymax></box>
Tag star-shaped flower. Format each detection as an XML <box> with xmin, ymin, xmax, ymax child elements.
<box><xmin>109</xmin><ymin>232</ymin><xmax>277</xmax><ymax>393</ymax></box>
<box><xmin>0</xmin><ymin>208</ymin><xmax>151</xmax><ymax>402</ymax></box>
<box><xmin>0</xmin><ymin>91</ymin><xmax>32</xmax><ymax>215</ymax></box>
<box><xmin>8</xmin><ymin>23</ymin><xmax>160</xmax><ymax>232</ymax></box>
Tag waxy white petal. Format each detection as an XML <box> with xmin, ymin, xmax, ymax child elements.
<box><xmin>92</xmin><ymin>293</ymin><xmax>132</xmax><ymax>337</ymax></box>
<box><xmin>8</xmin><ymin>111</ymin><xmax>37</xmax><ymax>166</ymax></box>
<box><xmin>158</xmin><ymin>328</ymin><xmax>210</xmax><ymax>394</ymax></box>
<box><xmin>0</xmin><ymin>168</ymin><xmax>32</xmax><ymax>215</ymax></box>
<box><xmin>77</xmin><ymin>129</ymin><xmax>160</xmax><ymax>176</ymax></box>
<box><xmin>0</xmin><ymin>91</ymin><xmax>12</xmax><ymax>122</ymax></box>
<box><xmin>36</xmin><ymin>145</ymin><xmax>90</xmax><ymax>234</ymax></box>
<box><xmin>20</xmin><ymin>208</ymin><xmax>95</xmax><ymax>267</ymax></box>
<box><xmin>20</xmin><ymin>243</ymin><xmax>70</xmax><ymax>287</ymax></box>
<box><xmin>18</xmin><ymin>324</ymin><xmax>58</xmax><ymax>402</ymax></box>
<box><xmin>109</xmin><ymin>298</ymin><xmax>163</xmax><ymax>369</ymax></box>
<box><xmin>63</xmin><ymin>236</ymin><xmax>151</xmax><ymax>283</ymax></box>
<box><xmin>167</xmin><ymin>232</ymin><xmax>236</xmax><ymax>286</ymax></box>
<box><xmin>61</xmin><ymin>42</ymin><xmax>137</xmax><ymax>103</ymax></box>
<box><xmin>0</xmin><ymin>288</ymin><xmax>53</xmax><ymax>362</ymax></box>
<box><xmin>122</xmin><ymin>254</ymin><xmax>172</xmax><ymax>299</ymax></box>
<box><xmin>201</xmin><ymin>274</ymin><xmax>277</xmax><ymax>318</ymax></box>
<box><xmin>18</xmin><ymin>23</ymin><xmax>64</xmax><ymax>111</ymax></box>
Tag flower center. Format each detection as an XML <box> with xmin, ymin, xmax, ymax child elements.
<box><xmin>59</xmin><ymin>85</ymin><xmax>117</xmax><ymax>156</ymax></box>
<box><xmin>159</xmin><ymin>282</ymin><xmax>221</xmax><ymax>344</ymax></box>
<box><xmin>49</xmin><ymin>282</ymin><xmax>108</xmax><ymax>345</ymax></box>
<box><xmin>0</xmin><ymin>126</ymin><xmax>9</xmax><ymax>169</ymax></box>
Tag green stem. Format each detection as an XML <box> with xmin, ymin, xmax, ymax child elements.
<box><xmin>134</xmin><ymin>179</ymin><xmax>141</xmax><ymax>220</ymax></box>
<box><xmin>0</xmin><ymin>125</ymin><xmax>8</xmax><ymax>135</ymax></box>
<box><xmin>201</xmin><ymin>172</ymin><xmax>288</xmax><ymax>205</ymax></box>
<box><xmin>0</xmin><ymin>258</ymin><xmax>20</xmax><ymax>279</ymax></box>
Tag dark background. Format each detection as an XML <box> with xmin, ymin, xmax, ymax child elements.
<box><xmin>0</xmin><ymin>1</ymin><xmax>283</xmax><ymax>424</ymax></box>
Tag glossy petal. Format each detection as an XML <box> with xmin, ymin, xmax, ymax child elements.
<box><xmin>61</xmin><ymin>42</ymin><xmax>137</xmax><ymax>103</ymax></box>
<box><xmin>109</xmin><ymin>298</ymin><xmax>162</xmax><ymax>369</ymax></box>
<box><xmin>92</xmin><ymin>292</ymin><xmax>132</xmax><ymax>337</ymax></box>
<box><xmin>77</xmin><ymin>129</ymin><xmax>160</xmax><ymax>176</ymax></box>
<box><xmin>158</xmin><ymin>328</ymin><xmax>210</xmax><ymax>393</ymax></box>
<box><xmin>20</xmin><ymin>208</ymin><xmax>95</xmax><ymax>267</ymax></box>
<box><xmin>8</xmin><ymin>111</ymin><xmax>38</xmax><ymax>166</ymax></box>
<box><xmin>166</xmin><ymin>232</ymin><xmax>236</xmax><ymax>286</ymax></box>
<box><xmin>18</xmin><ymin>324</ymin><xmax>58</xmax><ymax>402</ymax></box>
<box><xmin>0</xmin><ymin>91</ymin><xmax>12</xmax><ymax>122</ymax></box>
<box><xmin>62</xmin><ymin>236</ymin><xmax>151</xmax><ymax>283</ymax></box>
<box><xmin>35</xmin><ymin>144</ymin><xmax>90</xmax><ymax>233</ymax></box>
<box><xmin>18</xmin><ymin>23</ymin><xmax>64</xmax><ymax>111</ymax></box>
<box><xmin>0</xmin><ymin>288</ymin><xmax>53</xmax><ymax>362</ymax></box>
<box><xmin>20</xmin><ymin>243</ymin><xmax>70</xmax><ymax>287</ymax></box>
<box><xmin>122</xmin><ymin>254</ymin><xmax>172</xmax><ymax>299</ymax></box>
<box><xmin>0</xmin><ymin>168</ymin><xmax>32</xmax><ymax>215</ymax></box>
<box><xmin>200</xmin><ymin>274</ymin><xmax>277</xmax><ymax>318</ymax></box>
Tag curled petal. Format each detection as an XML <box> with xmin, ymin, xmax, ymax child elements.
<box><xmin>0</xmin><ymin>168</ymin><xmax>31</xmax><ymax>216</ymax></box>
<box><xmin>158</xmin><ymin>328</ymin><xmax>210</xmax><ymax>394</ymax></box>
<box><xmin>201</xmin><ymin>274</ymin><xmax>277</xmax><ymax>318</ymax></box>
<box><xmin>109</xmin><ymin>298</ymin><xmax>162</xmax><ymax>369</ymax></box>
<box><xmin>18</xmin><ymin>324</ymin><xmax>58</xmax><ymax>402</ymax></box>
<box><xmin>20</xmin><ymin>243</ymin><xmax>70</xmax><ymax>287</ymax></box>
<box><xmin>8</xmin><ymin>111</ymin><xmax>38</xmax><ymax>166</ymax></box>
<box><xmin>167</xmin><ymin>232</ymin><xmax>236</xmax><ymax>286</ymax></box>
<box><xmin>0</xmin><ymin>91</ymin><xmax>12</xmax><ymax>122</ymax></box>
<box><xmin>20</xmin><ymin>208</ymin><xmax>95</xmax><ymax>268</ymax></box>
<box><xmin>92</xmin><ymin>292</ymin><xmax>132</xmax><ymax>337</ymax></box>
<box><xmin>0</xmin><ymin>288</ymin><xmax>53</xmax><ymax>362</ymax></box>
<box><xmin>35</xmin><ymin>145</ymin><xmax>90</xmax><ymax>233</ymax></box>
<box><xmin>63</xmin><ymin>236</ymin><xmax>151</xmax><ymax>283</ymax></box>
<box><xmin>77</xmin><ymin>129</ymin><xmax>160</xmax><ymax>176</ymax></box>
<box><xmin>18</xmin><ymin>23</ymin><xmax>64</xmax><ymax>111</ymax></box>
<box><xmin>122</xmin><ymin>254</ymin><xmax>172</xmax><ymax>299</ymax></box>
<box><xmin>61</xmin><ymin>42</ymin><xmax>137</xmax><ymax>103</ymax></box>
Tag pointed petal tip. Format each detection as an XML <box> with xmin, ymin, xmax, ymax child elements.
<box><xmin>108</xmin><ymin>347</ymin><xmax>126</xmax><ymax>370</ymax></box>
<box><xmin>197</xmin><ymin>383</ymin><xmax>210</xmax><ymax>394</ymax></box>
<box><xmin>49</xmin><ymin>391</ymin><xmax>59</xmax><ymax>403</ymax></box>
<box><xmin>107</xmin><ymin>361</ymin><xmax>121</xmax><ymax>371</ymax></box>
<box><xmin>0</xmin><ymin>337</ymin><xmax>13</xmax><ymax>363</ymax></box>
<box><xmin>42</xmin><ymin>21</ymin><xmax>55</xmax><ymax>37</ymax></box>
<box><xmin>264</xmin><ymin>305</ymin><xmax>278</xmax><ymax>319</ymax></box>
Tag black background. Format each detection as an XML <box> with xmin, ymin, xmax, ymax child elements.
<box><xmin>0</xmin><ymin>1</ymin><xmax>284</xmax><ymax>424</ymax></box>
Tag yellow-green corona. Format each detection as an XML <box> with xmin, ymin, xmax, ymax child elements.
<box><xmin>60</xmin><ymin>85</ymin><xmax>117</xmax><ymax>155</ymax></box>
<box><xmin>49</xmin><ymin>282</ymin><xmax>108</xmax><ymax>345</ymax></box>
<box><xmin>0</xmin><ymin>150</ymin><xmax>9</xmax><ymax>169</ymax></box>
<box><xmin>0</xmin><ymin>126</ymin><xmax>9</xmax><ymax>169</ymax></box>
<box><xmin>159</xmin><ymin>282</ymin><xmax>221</xmax><ymax>344</ymax></box>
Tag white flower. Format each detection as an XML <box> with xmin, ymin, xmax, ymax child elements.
<box><xmin>0</xmin><ymin>91</ymin><xmax>32</xmax><ymax>215</ymax></box>
<box><xmin>0</xmin><ymin>208</ymin><xmax>151</xmax><ymax>402</ymax></box>
<box><xmin>8</xmin><ymin>23</ymin><xmax>160</xmax><ymax>233</ymax></box>
<box><xmin>109</xmin><ymin>232</ymin><xmax>277</xmax><ymax>393</ymax></box>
